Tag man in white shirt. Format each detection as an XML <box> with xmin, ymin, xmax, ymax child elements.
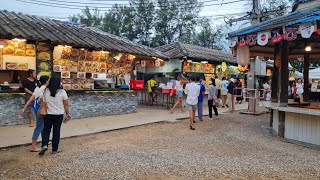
<box><xmin>185</xmin><ymin>76</ymin><xmax>200</xmax><ymax>130</ymax></box>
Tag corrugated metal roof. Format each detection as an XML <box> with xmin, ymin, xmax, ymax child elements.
<box><xmin>155</xmin><ymin>42</ymin><xmax>236</xmax><ymax>64</ymax></box>
<box><xmin>228</xmin><ymin>7</ymin><xmax>320</xmax><ymax>38</ymax></box>
<box><xmin>0</xmin><ymin>10</ymin><xmax>166</xmax><ymax>59</ymax></box>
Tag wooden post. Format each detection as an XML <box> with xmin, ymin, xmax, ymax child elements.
<box><xmin>270</xmin><ymin>109</ymin><xmax>273</xmax><ymax>127</ymax></box>
<box><xmin>278</xmin><ymin>111</ymin><xmax>285</xmax><ymax>138</ymax></box>
<box><xmin>303</xmin><ymin>53</ymin><xmax>310</xmax><ymax>101</ymax></box>
<box><xmin>280</xmin><ymin>41</ymin><xmax>289</xmax><ymax>106</ymax></box>
<box><xmin>271</xmin><ymin>44</ymin><xmax>280</xmax><ymax>103</ymax></box>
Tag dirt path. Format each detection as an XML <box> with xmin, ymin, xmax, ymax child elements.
<box><xmin>0</xmin><ymin>113</ymin><xmax>319</xmax><ymax>179</ymax></box>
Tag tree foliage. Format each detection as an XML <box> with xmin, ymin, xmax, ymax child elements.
<box><xmin>69</xmin><ymin>0</ymin><xmax>224</xmax><ymax>49</ymax></box>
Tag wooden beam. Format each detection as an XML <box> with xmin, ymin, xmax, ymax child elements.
<box><xmin>271</xmin><ymin>44</ymin><xmax>279</xmax><ymax>103</ymax></box>
<box><xmin>280</xmin><ymin>41</ymin><xmax>289</xmax><ymax>106</ymax></box>
<box><xmin>278</xmin><ymin>111</ymin><xmax>285</xmax><ymax>138</ymax></box>
<box><xmin>303</xmin><ymin>53</ymin><xmax>310</xmax><ymax>101</ymax></box>
<box><xmin>270</xmin><ymin>109</ymin><xmax>273</xmax><ymax>127</ymax></box>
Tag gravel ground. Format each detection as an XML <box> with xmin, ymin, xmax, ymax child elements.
<box><xmin>0</xmin><ymin>113</ymin><xmax>319</xmax><ymax>180</ymax></box>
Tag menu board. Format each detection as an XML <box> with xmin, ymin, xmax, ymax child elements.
<box><xmin>53</xmin><ymin>46</ymin><xmax>136</xmax><ymax>90</ymax></box>
<box><xmin>36</xmin><ymin>42</ymin><xmax>52</xmax><ymax>78</ymax></box>
<box><xmin>2</xmin><ymin>40</ymin><xmax>35</xmax><ymax>57</ymax></box>
<box><xmin>183</xmin><ymin>62</ymin><xmax>214</xmax><ymax>73</ymax></box>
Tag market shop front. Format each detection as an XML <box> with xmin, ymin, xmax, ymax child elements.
<box><xmin>0</xmin><ymin>10</ymin><xmax>166</xmax><ymax>126</ymax></box>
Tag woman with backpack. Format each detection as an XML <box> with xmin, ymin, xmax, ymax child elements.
<box><xmin>19</xmin><ymin>76</ymin><xmax>50</xmax><ymax>152</ymax></box>
<box><xmin>39</xmin><ymin>76</ymin><xmax>70</xmax><ymax>155</ymax></box>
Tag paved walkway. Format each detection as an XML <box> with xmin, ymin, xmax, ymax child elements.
<box><xmin>0</xmin><ymin>103</ymin><xmax>248</xmax><ymax>148</ymax></box>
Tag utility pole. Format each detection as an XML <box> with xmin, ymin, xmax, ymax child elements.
<box><xmin>252</xmin><ymin>0</ymin><xmax>261</xmax><ymax>24</ymax></box>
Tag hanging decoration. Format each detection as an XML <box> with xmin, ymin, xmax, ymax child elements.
<box><xmin>236</xmin><ymin>45</ymin><xmax>250</xmax><ymax>66</ymax></box>
<box><xmin>246</xmin><ymin>34</ymin><xmax>257</xmax><ymax>46</ymax></box>
<box><xmin>228</xmin><ymin>36</ymin><xmax>238</xmax><ymax>47</ymax></box>
<box><xmin>284</xmin><ymin>26</ymin><xmax>299</xmax><ymax>41</ymax></box>
<box><xmin>271</xmin><ymin>29</ymin><xmax>284</xmax><ymax>43</ymax></box>
<box><xmin>221</xmin><ymin>62</ymin><xmax>227</xmax><ymax>72</ymax></box>
<box><xmin>237</xmin><ymin>35</ymin><xmax>247</xmax><ymax>47</ymax></box>
<box><xmin>257</xmin><ymin>32</ymin><xmax>269</xmax><ymax>46</ymax></box>
<box><xmin>299</xmin><ymin>23</ymin><xmax>315</xmax><ymax>38</ymax></box>
<box><xmin>238</xmin><ymin>64</ymin><xmax>248</xmax><ymax>72</ymax></box>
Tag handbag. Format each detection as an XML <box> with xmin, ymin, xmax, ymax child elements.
<box><xmin>37</xmin><ymin>91</ymin><xmax>47</xmax><ymax>118</ymax></box>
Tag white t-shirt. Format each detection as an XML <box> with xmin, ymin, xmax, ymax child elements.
<box><xmin>185</xmin><ymin>82</ymin><xmax>200</xmax><ymax>105</ymax></box>
<box><xmin>221</xmin><ymin>80</ymin><xmax>229</xmax><ymax>95</ymax></box>
<box><xmin>33</xmin><ymin>86</ymin><xmax>46</xmax><ymax>98</ymax></box>
<box><xmin>263</xmin><ymin>83</ymin><xmax>270</xmax><ymax>90</ymax></box>
<box><xmin>296</xmin><ymin>83</ymin><xmax>304</xmax><ymax>95</ymax></box>
<box><xmin>42</xmin><ymin>89</ymin><xmax>68</xmax><ymax>115</ymax></box>
<box><xmin>215</xmin><ymin>79</ymin><xmax>222</xmax><ymax>90</ymax></box>
<box><xmin>175</xmin><ymin>80</ymin><xmax>183</xmax><ymax>91</ymax></box>
<box><xmin>33</xmin><ymin>86</ymin><xmax>46</xmax><ymax>108</ymax></box>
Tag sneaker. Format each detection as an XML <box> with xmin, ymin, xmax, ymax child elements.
<box><xmin>38</xmin><ymin>146</ymin><xmax>48</xmax><ymax>156</ymax></box>
<box><xmin>189</xmin><ymin>126</ymin><xmax>195</xmax><ymax>130</ymax></box>
<box><xmin>222</xmin><ymin>106</ymin><xmax>225</xmax><ymax>108</ymax></box>
<box><xmin>208</xmin><ymin>118</ymin><xmax>212</xmax><ymax>120</ymax></box>
<box><xmin>52</xmin><ymin>149</ymin><xmax>63</xmax><ymax>154</ymax></box>
<box><xmin>226</xmin><ymin>104</ymin><xmax>229</xmax><ymax>108</ymax></box>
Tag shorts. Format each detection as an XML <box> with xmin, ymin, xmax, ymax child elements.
<box><xmin>186</xmin><ymin>103</ymin><xmax>197</xmax><ymax>112</ymax></box>
<box><xmin>176</xmin><ymin>90</ymin><xmax>183</xmax><ymax>97</ymax></box>
<box><xmin>217</xmin><ymin>89</ymin><xmax>221</xmax><ymax>98</ymax></box>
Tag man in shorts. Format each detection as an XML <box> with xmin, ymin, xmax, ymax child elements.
<box><xmin>185</xmin><ymin>76</ymin><xmax>200</xmax><ymax>130</ymax></box>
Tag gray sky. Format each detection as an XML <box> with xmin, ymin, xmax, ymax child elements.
<box><xmin>1</xmin><ymin>0</ymin><xmax>251</xmax><ymax>23</ymax></box>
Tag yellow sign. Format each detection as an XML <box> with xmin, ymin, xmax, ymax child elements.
<box><xmin>221</xmin><ymin>62</ymin><xmax>227</xmax><ymax>72</ymax></box>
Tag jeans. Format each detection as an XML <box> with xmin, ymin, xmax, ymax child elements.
<box><xmin>208</xmin><ymin>100</ymin><xmax>218</xmax><ymax>118</ymax></box>
<box><xmin>197</xmin><ymin>101</ymin><xmax>203</xmax><ymax>120</ymax></box>
<box><xmin>32</xmin><ymin>116</ymin><xmax>44</xmax><ymax>141</ymax></box>
<box><xmin>42</xmin><ymin>114</ymin><xmax>63</xmax><ymax>151</ymax></box>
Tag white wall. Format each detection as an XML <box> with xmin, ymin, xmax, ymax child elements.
<box><xmin>2</xmin><ymin>55</ymin><xmax>36</xmax><ymax>70</ymax></box>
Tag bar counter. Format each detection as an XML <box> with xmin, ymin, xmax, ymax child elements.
<box><xmin>264</xmin><ymin>102</ymin><xmax>320</xmax><ymax>146</ymax></box>
<box><xmin>0</xmin><ymin>90</ymin><xmax>137</xmax><ymax>126</ymax></box>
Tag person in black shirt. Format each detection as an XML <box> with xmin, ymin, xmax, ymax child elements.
<box><xmin>227</xmin><ymin>78</ymin><xmax>236</xmax><ymax>111</ymax></box>
<box><xmin>22</xmin><ymin>69</ymin><xmax>38</xmax><ymax>127</ymax></box>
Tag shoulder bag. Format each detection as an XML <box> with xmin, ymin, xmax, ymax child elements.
<box><xmin>37</xmin><ymin>90</ymin><xmax>47</xmax><ymax>119</ymax></box>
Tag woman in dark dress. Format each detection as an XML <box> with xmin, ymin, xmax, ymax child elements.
<box><xmin>235</xmin><ymin>78</ymin><xmax>243</xmax><ymax>104</ymax></box>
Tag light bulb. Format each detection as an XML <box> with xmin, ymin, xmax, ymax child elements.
<box><xmin>305</xmin><ymin>45</ymin><xmax>311</xmax><ymax>52</ymax></box>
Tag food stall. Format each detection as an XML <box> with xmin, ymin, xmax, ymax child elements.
<box><xmin>0</xmin><ymin>10</ymin><xmax>166</xmax><ymax>126</ymax></box>
<box><xmin>228</xmin><ymin>1</ymin><xmax>320</xmax><ymax>145</ymax></box>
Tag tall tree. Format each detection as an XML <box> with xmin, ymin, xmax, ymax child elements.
<box><xmin>152</xmin><ymin>0</ymin><xmax>202</xmax><ymax>47</ymax></box>
<box><xmin>69</xmin><ymin>7</ymin><xmax>102</xmax><ymax>27</ymax></box>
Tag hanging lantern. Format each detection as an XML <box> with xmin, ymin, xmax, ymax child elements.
<box><xmin>221</xmin><ymin>62</ymin><xmax>227</xmax><ymax>72</ymax></box>
<box><xmin>238</xmin><ymin>64</ymin><xmax>248</xmax><ymax>72</ymax></box>
<box><xmin>299</xmin><ymin>23</ymin><xmax>315</xmax><ymax>38</ymax></box>
<box><xmin>236</xmin><ymin>45</ymin><xmax>250</xmax><ymax>66</ymax></box>
<box><xmin>257</xmin><ymin>32</ymin><xmax>269</xmax><ymax>46</ymax></box>
<box><xmin>127</xmin><ymin>54</ymin><xmax>136</xmax><ymax>60</ymax></box>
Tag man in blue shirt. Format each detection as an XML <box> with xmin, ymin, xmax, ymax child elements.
<box><xmin>196</xmin><ymin>76</ymin><xmax>206</xmax><ymax>122</ymax></box>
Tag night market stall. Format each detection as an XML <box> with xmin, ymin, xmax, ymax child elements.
<box><xmin>228</xmin><ymin>1</ymin><xmax>320</xmax><ymax>145</ymax></box>
<box><xmin>0</xmin><ymin>10</ymin><xmax>166</xmax><ymax>126</ymax></box>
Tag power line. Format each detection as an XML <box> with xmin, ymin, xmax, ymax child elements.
<box><xmin>16</xmin><ymin>0</ymin><xmax>247</xmax><ymax>11</ymax></box>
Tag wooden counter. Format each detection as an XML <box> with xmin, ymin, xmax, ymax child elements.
<box><xmin>264</xmin><ymin>102</ymin><xmax>320</xmax><ymax>146</ymax></box>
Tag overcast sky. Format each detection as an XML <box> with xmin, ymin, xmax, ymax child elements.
<box><xmin>1</xmin><ymin>0</ymin><xmax>251</xmax><ymax>24</ymax></box>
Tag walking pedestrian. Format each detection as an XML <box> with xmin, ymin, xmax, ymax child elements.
<box><xmin>19</xmin><ymin>76</ymin><xmax>50</xmax><ymax>152</ymax></box>
<box><xmin>185</xmin><ymin>76</ymin><xmax>200</xmax><ymax>130</ymax></box>
<box><xmin>170</xmin><ymin>75</ymin><xmax>188</xmax><ymax>113</ymax></box>
<box><xmin>227</xmin><ymin>78</ymin><xmax>236</xmax><ymax>112</ymax></box>
<box><xmin>39</xmin><ymin>76</ymin><xmax>70</xmax><ymax>155</ymax></box>
<box><xmin>220</xmin><ymin>77</ymin><xmax>229</xmax><ymax>108</ymax></box>
<box><xmin>214</xmin><ymin>75</ymin><xmax>222</xmax><ymax>107</ymax></box>
<box><xmin>22</xmin><ymin>69</ymin><xmax>38</xmax><ymax>127</ymax></box>
<box><xmin>196</xmin><ymin>76</ymin><xmax>205</xmax><ymax>122</ymax></box>
<box><xmin>208</xmin><ymin>78</ymin><xmax>218</xmax><ymax>120</ymax></box>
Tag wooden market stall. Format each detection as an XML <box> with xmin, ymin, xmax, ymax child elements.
<box><xmin>228</xmin><ymin>1</ymin><xmax>320</xmax><ymax>146</ymax></box>
<box><xmin>0</xmin><ymin>10</ymin><xmax>166</xmax><ymax>126</ymax></box>
<box><xmin>155</xmin><ymin>42</ymin><xmax>237</xmax><ymax>89</ymax></box>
